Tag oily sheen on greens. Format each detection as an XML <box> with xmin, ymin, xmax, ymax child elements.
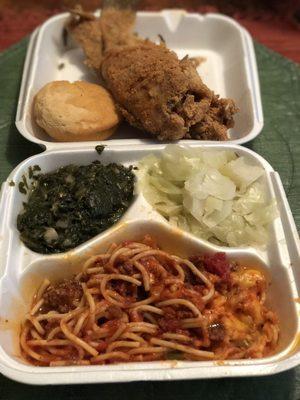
<box><xmin>137</xmin><ymin>145</ymin><xmax>277</xmax><ymax>247</ymax></box>
<box><xmin>17</xmin><ymin>161</ymin><xmax>135</xmax><ymax>254</ymax></box>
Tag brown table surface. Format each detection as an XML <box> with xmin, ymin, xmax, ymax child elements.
<box><xmin>0</xmin><ymin>1</ymin><xmax>299</xmax><ymax>63</ymax></box>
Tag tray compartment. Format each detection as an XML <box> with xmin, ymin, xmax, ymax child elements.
<box><xmin>15</xmin><ymin>11</ymin><xmax>263</xmax><ymax>149</ymax></box>
<box><xmin>0</xmin><ymin>144</ymin><xmax>299</xmax><ymax>383</ymax></box>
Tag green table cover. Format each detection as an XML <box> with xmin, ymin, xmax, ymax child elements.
<box><xmin>0</xmin><ymin>37</ymin><xmax>299</xmax><ymax>399</ymax></box>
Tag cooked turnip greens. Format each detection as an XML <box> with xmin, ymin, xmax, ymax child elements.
<box><xmin>17</xmin><ymin>161</ymin><xmax>135</xmax><ymax>254</ymax></box>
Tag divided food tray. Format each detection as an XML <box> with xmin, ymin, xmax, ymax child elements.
<box><xmin>2</xmin><ymin>9</ymin><xmax>299</xmax><ymax>385</ymax></box>
<box><xmin>16</xmin><ymin>10</ymin><xmax>263</xmax><ymax>149</ymax></box>
<box><xmin>0</xmin><ymin>144</ymin><xmax>299</xmax><ymax>385</ymax></box>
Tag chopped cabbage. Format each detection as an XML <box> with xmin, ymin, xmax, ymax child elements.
<box><xmin>149</xmin><ymin>176</ymin><xmax>182</xmax><ymax>195</ymax></box>
<box><xmin>183</xmin><ymin>190</ymin><xmax>205</xmax><ymax>222</ymax></box>
<box><xmin>137</xmin><ymin>145</ymin><xmax>277</xmax><ymax>247</ymax></box>
<box><xmin>202</xmin><ymin>150</ymin><xmax>236</xmax><ymax>169</ymax></box>
<box><xmin>185</xmin><ymin>168</ymin><xmax>236</xmax><ymax>201</ymax></box>
<box><xmin>221</xmin><ymin>156</ymin><xmax>264</xmax><ymax>191</ymax></box>
<box><xmin>202</xmin><ymin>200</ymin><xmax>233</xmax><ymax>228</ymax></box>
<box><xmin>244</xmin><ymin>201</ymin><xmax>278</xmax><ymax>226</ymax></box>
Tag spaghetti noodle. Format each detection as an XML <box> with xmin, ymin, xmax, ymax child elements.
<box><xmin>20</xmin><ymin>236</ymin><xmax>279</xmax><ymax>366</ymax></box>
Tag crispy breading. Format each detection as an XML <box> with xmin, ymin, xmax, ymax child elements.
<box><xmin>67</xmin><ymin>6</ymin><xmax>238</xmax><ymax>141</ymax></box>
<box><xmin>67</xmin><ymin>7</ymin><xmax>103</xmax><ymax>69</ymax></box>
<box><xmin>100</xmin><ymin>7</ymin><xmax>141</xmax><ymax>50</ymax></box>
<box><xmin>102</xmin><ymin>42</ymin><xmax>216</xmax><ymax>140</ymax></box>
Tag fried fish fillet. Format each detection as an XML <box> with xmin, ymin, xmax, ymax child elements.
<box><xmin>67</xmin><ymin>6</ymin><xmax>103</xmax><ymax>70</ymax></box>
<box><xmin>67</xmin><ymin>6</ymin><xmax>238</xmax><ymax>141</ymax></box>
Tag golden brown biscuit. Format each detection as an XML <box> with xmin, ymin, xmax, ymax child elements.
<box><xmin>33</xmin><ymin>80</ymin><xmax>120</xmax><ymax>141</ymax></box>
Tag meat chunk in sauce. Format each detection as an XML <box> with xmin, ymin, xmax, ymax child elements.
<box><xmin>43</xmin><ymin>278</ymin><xmax>83</xmax><ymax>313</ymax></box>
<box><xmin>190</xmin><ymin>253</ymin><xmax>231</xmax><ymax>281</ymax></box>
<box><xmin>208</xmin><ymin>322</ymin><xmax>226</xmax><ymax>342</ymax></box>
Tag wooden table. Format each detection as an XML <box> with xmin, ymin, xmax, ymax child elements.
<box><xmin>0</xmin><ymin>2</ymin><xmax>299</xmax><ymax>63</ymax></box>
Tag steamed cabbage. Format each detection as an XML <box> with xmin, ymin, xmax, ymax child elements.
<box><xmin>137</xmin><ymin>145</ymin><xmax>277</xmax><ymax>247</ymax></box>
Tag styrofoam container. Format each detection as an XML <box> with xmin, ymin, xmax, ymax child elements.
<box><xmin>0</xmin><ymin>143</ymin><xmax>299</xmax><ymax>385</ymax></box>
<box><xmin>4</xmin><ymin>9</ymin><xmax>299</xmax><ymax>385</ymax></box>
<box><xmin>16</xmin><ymin>11</ymin><xmax>263</xmax><ymax>150</ymax></box>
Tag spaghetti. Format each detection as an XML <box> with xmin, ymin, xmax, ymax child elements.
<box><xmin>20</xmin><ymin>236</ymin><xmax>279</xmax><ymax>366</ymax></box>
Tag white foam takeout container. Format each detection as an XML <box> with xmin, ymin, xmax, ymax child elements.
<box><xmin>0</xmin><ymin>143</ymin><xmax>299</xmax><ymax>385</ymax></box>
<box><xmin>16</xmin><ymin>10</ymin><xmax>263</xmax><ymax>149</ymax></box>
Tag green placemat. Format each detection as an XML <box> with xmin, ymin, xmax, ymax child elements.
<box><xmin>0</xmin><ymin>37</ymin><xmax>299</xmax><ymax>399</ymax></box>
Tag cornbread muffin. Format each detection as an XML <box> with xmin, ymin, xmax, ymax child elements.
<box><xmin>33</xmin><ymin>80</ymin><xmax>120</xmax><ymax>141</ymax></box>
